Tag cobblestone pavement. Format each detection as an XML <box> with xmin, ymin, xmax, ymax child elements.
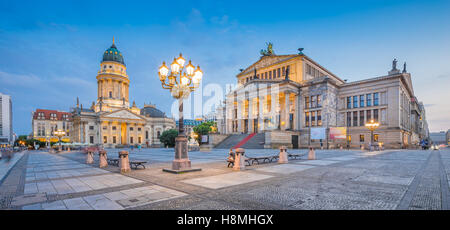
<box><xmin>1</xmin><ymin>148</ymin><xmax>449</xmax><ymax>210</ymax></box>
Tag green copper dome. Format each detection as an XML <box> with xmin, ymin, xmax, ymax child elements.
<box><xmin>102</xmin><ymin>42</ymin><xmax>125</xmax><ymax>65</ymax></box>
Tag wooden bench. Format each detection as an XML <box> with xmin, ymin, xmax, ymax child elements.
<box><xmin>130</xmin><ymin>160</ymin><xmax>147</xmax><ymax>169</ymax></box>
<box><xmin>107</xmin><ymin>158</ymin><xmax>119</xmax><ymax>166</ymax></box>
<box><xmin>288</xmin><ymin>153</ymin><xmax>305</xmax><ymax>160</ymax></box>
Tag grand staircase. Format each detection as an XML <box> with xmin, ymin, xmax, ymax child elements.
<box><xmin>215</xmin><ymin>133</ymin><xmax>265</xmax><ymax>149</ymax></box>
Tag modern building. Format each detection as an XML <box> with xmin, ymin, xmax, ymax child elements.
<box><xmin>221</xmin><ymin>44</ymin><xmax>428</xmax><ymax>149</ymax></box>
<box><xmin>31</xmin><ymin>109</ymin><xmax>72</xmax><ymax>144</ymax></box>
<box><xmin>69</xmin><ymin>39</ymin><xmax>175</xmax><ymax>147</ymax></box>
<box><xmin>430</xmin><ymin>131</ymin><xmax>447</xmax><ymax>145</ymax></box>
<box><xmin>0</xmin><ymin>93</ymin><xmax>13</xmax><ymax>146</ymax></box>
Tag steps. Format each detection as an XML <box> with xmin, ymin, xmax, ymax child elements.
<box><xmin>215</xmin><ymin>133</ymin><xmax>265</xmax><ymax>149</ymax></box>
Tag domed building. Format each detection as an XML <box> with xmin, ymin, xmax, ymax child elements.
<box><xmin>70</xmin><ymin>39</ymin><xmax>175</xmax><ymax>147</ymax></box>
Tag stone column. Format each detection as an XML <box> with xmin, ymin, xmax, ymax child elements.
<box><xmin>248</xmin><ymin>98</ymin><xmax>253</xmax><ymax>133</ymax></box>
<box><xmin>119</xmin><ymin>150</ymin><xmax>131</xmax><ymax>173</ymax></box>
<box><xmin>99</xmin><ymin>150</ymin><xmax>108</xmax><ymax>168</ymax></box>
<box><xmin>258</xmin><ymin>95</ymin><xmax>264</xmax><ymax>132</ymax></box>
<box><xmin>284</xmin><ymin>92</ymin><xmax>290</xmax><ymax>130</ymax></box>
<box><xmin>278</xmin><ymin>146</ymin><xmax>288</xmax><ymax>163</ymax></box>
<box><xmin>237</xmin><ymin>100</ymin><xmax>242</xmax><ymax>133</ymax></box>
<box><xmin>233</xmin><ymin>148</ymin><xmax>246</xmax><ymax>171</ymax></box>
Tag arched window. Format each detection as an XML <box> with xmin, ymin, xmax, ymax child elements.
<box><xmin>157</xmin><ymin>131</ymin><xmax>161</xmax><ymax>138</ymax></box>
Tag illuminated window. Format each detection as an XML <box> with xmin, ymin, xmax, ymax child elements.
<box><xmin>113</xmin><ymin>136</ymin><xmax>116</xmax><ymax>144</ymax></box>
<box><xmin>317</xmin><ymin>110</ymin><xmax>322</xmax><ymax>126</ymax></box>
<box><xmin>360</xmin><ymin>134</ymin><xmax>365</xmax><ymax>142</ymax></box>
<box><xmin>374</xmin><ymin>134</ymin><xmax>379</xmax><ymax>142</ymax></box>
<box><xmin>103</xmin><ymin>136</ymin><xmax>107</xmax><ymax>144</ymax></box>
<box><xmin>305</xmin><ymin>112</ymin><xmax>310</xmax><ymax>127</ymax></box>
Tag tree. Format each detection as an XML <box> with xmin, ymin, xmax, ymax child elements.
<box><xmin>159</xmin><ymin>129</ymin><xmax>179</xmax><ymax>147</ymax></box>
<box><xmin>193</xmin><ymin>121</ymin><xmax>216</xmax><ymax>143</ymax></box>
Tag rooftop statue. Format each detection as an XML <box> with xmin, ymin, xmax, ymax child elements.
<box><xmin>260</xmin><ymin>42</ymin><xmax>275</xmax><ymax>56</ymax></box>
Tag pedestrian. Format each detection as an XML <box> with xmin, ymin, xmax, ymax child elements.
<box><xmin>227</xmin><ymin>149</ymin><xmax>235</xmax><ymax>167</ymax></box>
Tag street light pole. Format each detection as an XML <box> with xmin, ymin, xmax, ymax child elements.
<box><xmin>158</xmin><ymin>54</ymin><xmax>203</xmax><ymax>174</ymax></box>
<box><xmin>365</xmin><ymin>119</ymin><xmax>380</xmax><ymax>151</ymax></box>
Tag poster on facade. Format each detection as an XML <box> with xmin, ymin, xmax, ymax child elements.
<box><xmin>329</xmin><ymin>127</ymin><xmax>347</xmax><ymax>139</ymax></box>
<box><xmin>310</xmin><ymin>127</ymin><xmax>326</xmax><ymax>140</ymax></box>
<box><xmin>201</xmin><ymin>135</ymin><xmax>208</xmax><ymax>143</ymax></box>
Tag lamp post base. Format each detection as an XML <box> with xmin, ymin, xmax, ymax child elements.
<box><xmin>162</xmin><ymin>135</ymin><xmax>201</xmax><ymax>174</ymax></box>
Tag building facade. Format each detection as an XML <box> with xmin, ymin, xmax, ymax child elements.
<box><xmin>0</xmin><ymin>93</ymin><xmax>13</xmax><ymax>146</ymax></box>
<box><xmin>69</xmin><ymin>40</ymin><xmax>175</xmax><ymax>147</ymax></box>
<box><xmin>31</xmin><ymin>109</ymin><xmax>72</xmax><ymax>144</ymax></box>
<box><xmin>221</xmin><ymin>45</ymin><xmax>429</xmax><ymax>149</ymax></box>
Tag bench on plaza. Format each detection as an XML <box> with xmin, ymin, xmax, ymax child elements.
<box><xmin>107</xmin><ymin>158</ymin><xmax>119</xmax><ymax>166</ymax></box>
<box><xmin>130</xmin><ymin>160</ymin><xmax>147</xmax><ymax>169</ymax></box>
<box><xmin>288</xmin><ymin>153</ymin><xmax>305</xmax><ymax>160</ymax></box>
<box><xmin>226</xmin><ymin>152</ymin><xmax>307</xmax><ymax>167</ymax></box>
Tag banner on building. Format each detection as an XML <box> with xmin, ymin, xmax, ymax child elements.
<box><xmin>310</xmin><ymin>127</ymin><xmax>326</xmax><ymax>140</ymax></box>
<box><xmin>329</xmin><ymin>127</ymin><xmax>347</xmax><ymax>139</ymax></box>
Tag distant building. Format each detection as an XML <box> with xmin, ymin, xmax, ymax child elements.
<box><xmin>430</xmin><ymin>131</ymin><xmax>447</xmax><ymax>145</ymax></box>
<box><xmin>69</xmin><ymin>39</ymin><xmax>175</xmax><ymax>147</ymax></box>
<box><xmin>31</xmin><ymin>109</ymin><xmax>73</xmax><ymax>144</ymax></box>
<box><xmin>176</xmin><ymin>119</ymin><xmax>203</xmax><ymax>137</ymax></box>
<box><xmin>0</xmin><ymin>93</ymin><xmax>13</xmax><ymax>146</ymax></box>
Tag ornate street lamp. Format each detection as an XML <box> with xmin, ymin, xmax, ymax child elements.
<box><xmin>365</xmin><ymin>119</ymin><xmax>379</xmax><ymax>151</ymax></box>
<box><xmin>54</xmin><ymin>129</ymin><xmax>66</xmax><ymax>152</ymax></box>
<box><xmin>159</xmin><ymin>53</ymin><xmax>203</xmax><ymax>173</ymax></box>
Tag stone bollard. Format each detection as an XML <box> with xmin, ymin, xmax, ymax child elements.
<box><xmin>86</xmin><ymin>151</ymin><xmax>94</xmax><ymax>164</ymax></box>
<box><xmin>119</xmin><ymin>150</ymin><xmax>131</xmax><ymax>173</ymax></box>
<box><xmin>278</xmin><ymin>146</ymin><xmax>288</xmax><ymax>164</ymax></box>
<box><xmin>99</xmin><ymin>150</ymin><xmax>108</xmax><ymax>168</ymax></box>
<box><xmin>233</xmin><ymin>148</ymin><xmax>246</xmax><ymax>171</ymax></box>
<box><xmin>308</xmin><ymin>147</ymin><xmax>316</xmax><ymax>160</ymax></box>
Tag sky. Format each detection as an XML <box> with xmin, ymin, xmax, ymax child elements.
<box><xmin>0</xmin><ymin>0</ymin><xmax>449</xmax><ymax>135</ymax></box>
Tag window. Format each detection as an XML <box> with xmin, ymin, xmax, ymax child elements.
<box><xmin>273</xmin><ymin>70</ymin><xmax>276</xmax><ymax>78</ymax></box>
<box><xmin>360</xmin><ymin>95</ymin><xmax>365</xmax><ymax>107</ymax></box>
<box><xmin>367</xmin><ymin>110</ymin><xmax>372</xmax><ymax>121</ymax></box>
<box><xmin>138</xmin><ymin>137</ymin><xmax>142</xmax><ymax>144</ymax></box>
<box><xmin>360</xmin><ymin>135</ymin><xmax>365</xmax><ymax>142</ymax></box>
<box><xmin>311</xmin><ymin>111</ymin><xmax>316</xmax><ymax>126</ymax></box>
<box><xmin>269</xmin><ymin>71</ymin><xmax>272</xmax><ymax>79</ymax></box>
<box><xmin>367</xmin><ymin>94</ymin><xmax>372</xmax><ymax>106</ymax></box>
<box><xmin>103</xmin><ymin>136</ymin><xmax>107</xmax><ymax>144</ymax></box>
<box><xmin>265</xmin><ymin>72</ymin><xmax>268</xmax><ymax>79</ymax></box>
<box><xmin>138</xmin><ymin>127</ymin><xmax>141</xmax><ymax>131</ymax></box>
<box><xmin>277</xmin><ymin>68</ymin><xmax>281</xmax><ymax>78</ymax></box>
<box><xmin>89</xmin><ymin>126</ymin><xmax>94</xmax><ymax>130</ymax></box>
<box><xmin>374</xmin><ymin>93</ymin><xmax>379</xmax><ymax>106</ymax></box>
<box><xmin>317</xmin><ymin>111</ymin><xmax>322</xmax><ymax>126</ymax></box>
<box><xmin>130</xmin><ymin>127</ymin><xmax>134</xmax><ymax>131</ymax></box>
<box><xmin>157</xmin><ymin>131</ymin><xmax>161</xmax><ymax>138</ymax></box>
<box><xmin>311</xmin><ymin>96</ymin><xmax>317</xmax><ymax>108</ymax></box>
<box><xmin>282</xmin><ymin>67</ymin><xmax>286</xmax><ymax>76</ymax></box>
<box><xmin>317</xmin><ymin>95</ymin><xmax>321</xmax><ymax>107</ymax></box>
<box><xmin>374</xmin><ymin>109</ymin><xmax>379</xmax><ymax>122</ymax></box>
<box><xmin>305</xmin><ymin>112</ymin><xmax>310</xmax><ymax>127</ymax></box>
<box><xmin>347</xmin><ymin>97</ymin><xmax>352</xmax><ymax>109</ymax></box>
<box><xmin>146</xmin><ymin>131</ymin><xmax>149</xmax><ymax>139</ymax></box>
<box><xmin>360</xmin><ymin>111</ymin><xmax>365</xmax><ymax>126</ymax></box>
<box><xmin>109</xmin><ymin>91</ymin><xmax>113</xmax><ymax>98</ymax></box>
<box><xmin>353</xmin><ymin>111</ymin><xmax>358</xmax><ymax>127</ymax></box>
<box><xmin>353</xmin><ymin>96</ymin><xmax>358</xmax><ymax>108</ymax></box>
<box><xmin>103</xmin><ymin>126</ymin><xmax>107</xmax><ymax>130</ymax></box>
<box><xmin>347</xmin><ymin>112</ymin><xmax>351</xmax><ymax>126</ymax></box>
<box><xmin>305</xmin><ymin>97</ymin><xmax>310</xmax><ymax>109</ymax></box>
<box><xmin>113</xmin><ymin>136</ymin><xmax>116</xmax><ymax>144</ymax></box>
<box><xmin>90</xmin><ymin>136</ymin><xmax>94</xmax><ymax>144</ymax></box>
<box><xmin>374</xmin><ymin>134</ymin><xmax>379</xmax><ymax>142</ymax></box>
<box><xmin>112</xmin><ymin>126</ymin><xmax>116</xmax><ymax>130</ymax></box>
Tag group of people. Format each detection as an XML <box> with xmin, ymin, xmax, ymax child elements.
<box><xmin>0</xmin><ymin>147</ymin><xmax>15</xmax><ymax>162</ymax></box>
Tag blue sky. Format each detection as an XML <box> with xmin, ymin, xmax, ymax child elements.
<box><xmin>1</xmin><ymin>0</ymin><xmax>449</xmax><ymax>135</ymax></box>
